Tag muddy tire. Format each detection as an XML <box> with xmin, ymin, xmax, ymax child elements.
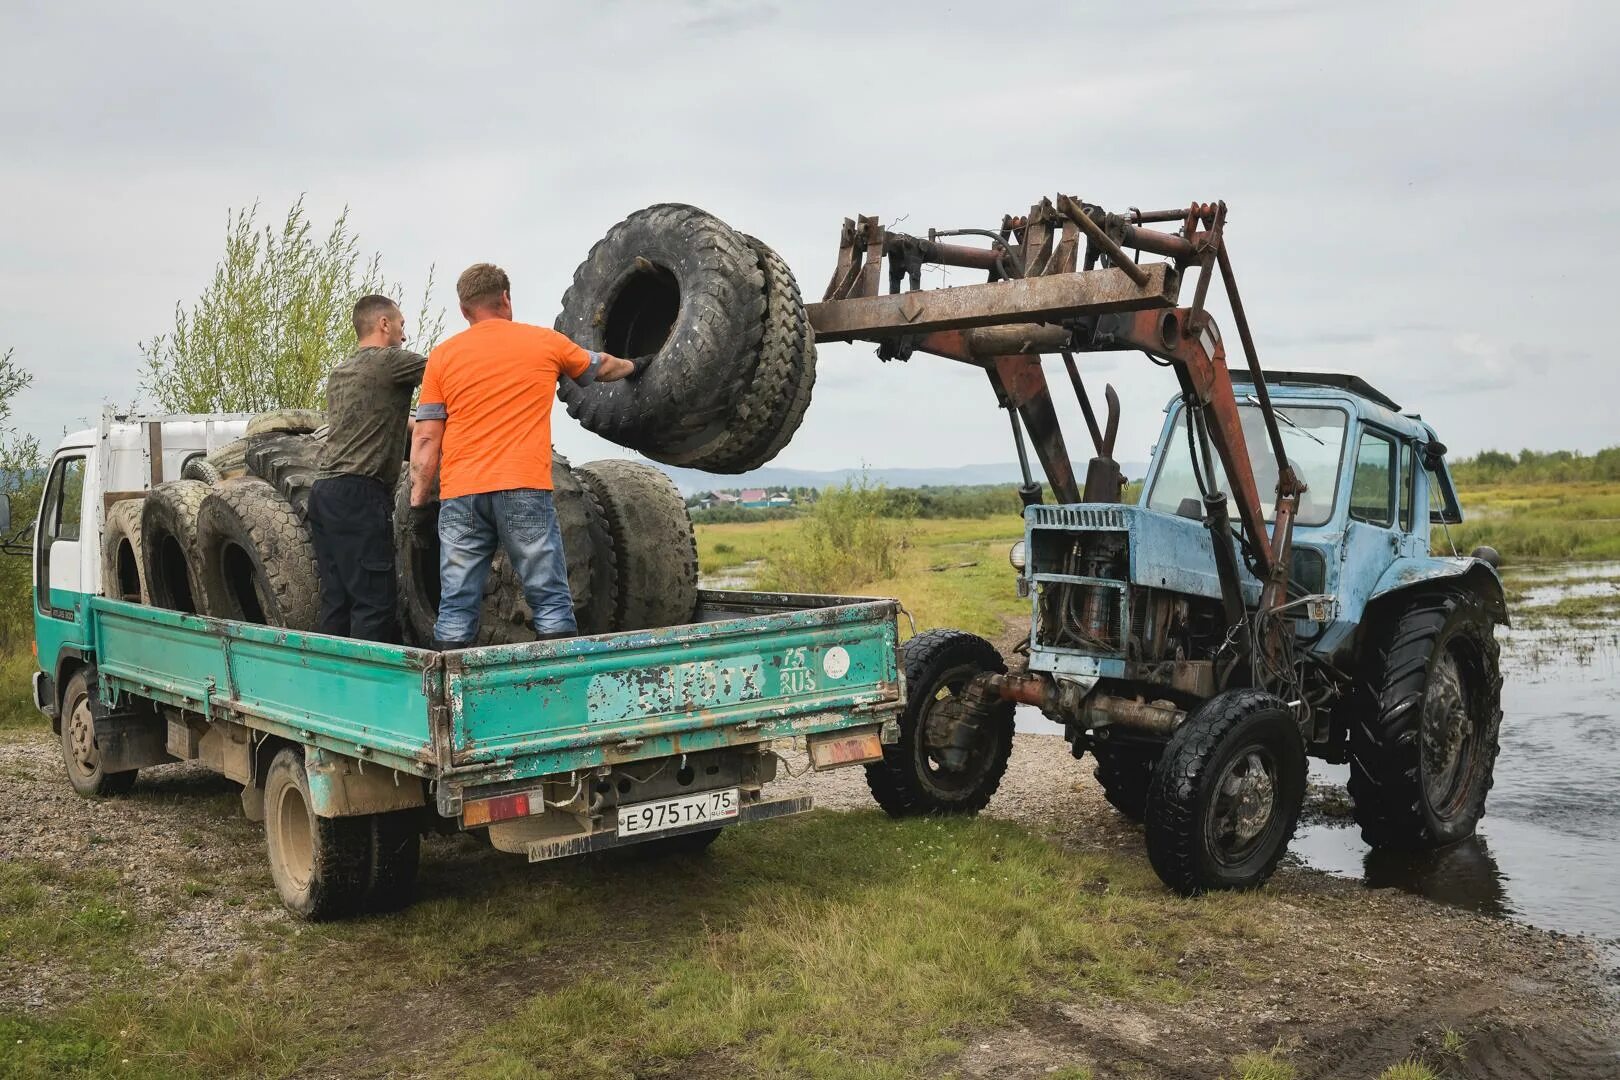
<box><xmin>865</xmin><ymin>629</ymin><xmax>1014</xmax><ymax>816</ymax></box>
<box><xmin>1348</xmin><ymin>589</ymin><xmax>1503</xmax><ymax>850</ymax></box>
<box><xmin>204</xmin><ymin>437</ymin><xmax>252</xmax><ymax>480</ymax></box>
<box><xmin>196</xmin><ymin>477</ymin><xmax>320</xmax><ymax>629</ymax></box>
<box><xmin>365</xmin><ymin>810</ymin><xmax>422</xmax><ymax>913</ymax></box>
<box><xmin>180</xmin><ymin>453</ymin><xmax>222</xmax><ymax>485</ymax></box>
<box><xmin>100</xmin><ymin>499</ymin><xmax>148</xmax><ymax>604</ymax></box>
<box><xmin>657</xmin><ymin>234</ymin><xmax>817</xmax><ymax>473</ymax></box>
<box><xmin>263</xmin><ymin>747</ymin><xmax>371</xmax><ymax>920</ymax></box>
<box><xmin>574</xmin><ymin>459</ymin><xmax>697</xmax><ymax>631</ymax></box>
<box><xmin>1144</xmin><ymin>689</ymin><xmax>1305</xmax><ymax>896</ymax></box>
<box><xmin>1092</xmin><ymin>740</ymin><xmax>1160</xmax><ymax>822</ymax></box>
<box><xmin>245</xmin><ymin>432</ymin><xmax>326</xmax><ymax>518</ymax></box>
<box><xmin>59</xmin><ymin>669</ymin><xmax>138</xmax><ymax>797</ymax></box>
<box><xmin>141</xmin><ymin>480</ymin><xmax>211</xmax><ymax>614</ymax></box>
<box><xmin>246</xmin><ymin>409</ymin><xmax>325</xmax><ymax>437</ymax></box>
<box><xmin>554</xmin><ymin>203</ymin><xmax>765</xmax><ymax>459</ymax></box>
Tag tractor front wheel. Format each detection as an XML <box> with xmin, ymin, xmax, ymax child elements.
<box><xmin>864</xmin><ymin>629</ymin><xmax>1014</xmax><ymax>816</ymax></box>
<box><xmin>1144</xmin><ymin>689</ymin><xmax>1306</xmax><ymax>896</ymax></box>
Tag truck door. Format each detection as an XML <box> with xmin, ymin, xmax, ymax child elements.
<box><xmin>35</xmin><ymin>450</ymin><xmax>91</xmax><ymax>669</ymax></box>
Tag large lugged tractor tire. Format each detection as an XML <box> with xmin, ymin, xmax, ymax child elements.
<box><xmin>865</xmin><ymin>629</ymin><xmax>1015</xmax><ymax>816</ymax></box>
<box><xmin>1091</xmin><ymin>739</ymin><xmax>1160</xmax><ymax>822</ymax></box>
<box><xmin>1144</xmin><ymin>689</ymin><xmax>1306</xmax><ymax>896</ymax></box>
<box><xmin>100</xmin><ymin>499</ymin><xmax>148</xmax><ymax>604</ymax></box>
<box><xmin>141</xmin><ymin>480</ymin><xmax>212</xmax><ymax>614</ymax></box>
<box><xmin>246</xmin><ymin>409</ymin><xmax>325</xmax><ymax>438</ymax></box>
<box><xmin>392</xmin><ymin>457</ymin><xmax>616</xmax><ymax>646</ymax></box>
<box><xmin>1348</xmin><ymin>588</ymin><xmax>1503</xmax><ymax>850</ymax></box>
<box><xmin>59</xmin><ymin>668</ymin><xmax>138</xmax><ymax>798</ymax></box>
<box><xmin>555</xmin><ymin>203</ymin><xmax>766</xmax><ymax>462</ymax></box>
<box><xmin>245</xmin><ymin>431</ymin><xmax>327</xmax><ymax>518</ymax></box>
<box><xmin>262</xmin><ymin>747</ymin><xmax>372</xmax><ymax>920</ymax></box>
<box><xmin>656</xmin><ymin>233</ymin><xmax>817</xmax><ymax>474</ymax></box>
<box><xmin>574</xmin><ymin>459</ymin><xmax>697</xmax><ymax>631</ymax></box>
<box><xmin>196</xmin><ymin>477</ymin><xmax>320</xmax><ymax>630</ymax></box>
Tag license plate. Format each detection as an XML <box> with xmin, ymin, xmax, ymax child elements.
<box><xmin>617</xmin><ymin>788</ymin><xmax>739</xmax><ymax>837</ymax></box>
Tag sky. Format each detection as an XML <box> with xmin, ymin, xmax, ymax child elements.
<box><xmin>1</xmin><ymin>0</ymin><xmax>1616</xmax><ymax>475</ymax></box>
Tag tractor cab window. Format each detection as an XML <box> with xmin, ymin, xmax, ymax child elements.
<box><xmin>1147</xmin><ymin>404</ymin><xmax>1347</xmax><ymax>528</ymax></box>
<box><xmin>1399</xmin><ymin>442</ymin><xmax>1415</xmax><ymax>531</ymax></box>
<box><xmin>1349</xmin><ymin>430</ymin><xmax>1396</xmax><ymax>527</ymax></box>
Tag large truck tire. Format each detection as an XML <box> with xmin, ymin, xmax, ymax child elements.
<box><xmin>263</xmin><ymin>747</ymin><xmax>372</xmax><ymax>920</ymax></box>
<box><xmin>555</xmin><ymin>203</ymin><xmax>766</xmax><ymax>460</ymax></box>
<box><xmin>365</xmin><ymin>810</ymin><xmax>422</xmax><ymax>913</ymax></box>
<box><xmin>100</xmin><ymin>499</ymin><xmax>148</xmax><ymax>604</ymax></box>
<box><xmin>246</xmin><ymin>409</ymin><xmax>325</xmax><ymax>438</ymax></box>
<box><xmin>659</xmin><ymin>234</ymin><xmax>817</xmax><ymax>474</ymax></box>
<box><xmin>865</xmin><ymin>630</ymin><xmax>1014</xmax><ymax>816</ymax></box>
<box><xmin>59</xmin><ymin>668</ymin><xmax>138</xmax><ymax>798</ymax></box>
<box><xmin>1144</xmin><ymin>689</ymin><xmax>1306</xmax><ymax>896</ymax></box>
<box><xmin>1091</xmin><ymin>740</ymin><xmax>1159</xmax><ymax>822</ymax></box>
<box><xmin>141</xmin><ymin>480</ymin><xmax>212</xmax><ymax>614</ymax></box>
<box><xmin>245</xmin><ymin>431</ymin><xmax>327</xmax><ymax>518</ymax></box>
<box><xmin>1348</xmin><ymin>588</ymin><xmax>1502</xmax><ymax>850</ymax></box>
<box><xmin>204</xmin><ymin>437</ymin><xmax>253</xmax><ymax>480</ymax></box>
<box><xmin>196</xmin><ymin>477</ymin><xmax>320</xmax><ymax>630</ymax></box>
<box><xmin>574</xmin><ymin>459</ymin><xmax>697</xmax><ymax>631</ymax></box>
<box><xmin>393</xmin><ymin>457</ymin><xmax>616</xmax><ymax>646</ymax></box>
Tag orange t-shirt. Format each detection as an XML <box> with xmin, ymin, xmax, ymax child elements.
<box><xmin>417</xmin><ymin>320</ymin><xmax>595</xmax><ymax>499</ymax></box>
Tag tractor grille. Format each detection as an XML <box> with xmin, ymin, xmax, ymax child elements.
<box><xmin>1028</xmin><ymin>505</ymin><xmax>1126</xmax><ymax>530</ymax></box>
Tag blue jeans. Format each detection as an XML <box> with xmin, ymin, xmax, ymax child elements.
<box><xmin>434</xmin><ymin>489</ymin><xmax>576</xmax><ymax>643</ymax></box>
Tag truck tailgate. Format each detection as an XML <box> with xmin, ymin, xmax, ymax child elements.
<box><xmin>445</xmin><ymin>592</ymin><xmax>901</xmax><ymax>780</ymax></box>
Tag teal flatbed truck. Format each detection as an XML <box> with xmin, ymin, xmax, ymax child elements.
<box><xmin>13</xmin><ymin>415</ymin><xmax>903</xmax><ymax>917</ymax></box>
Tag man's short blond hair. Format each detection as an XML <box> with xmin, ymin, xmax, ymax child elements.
<box><xmin>457</xmin><ymin>263</ymin><xmax>511</xmax><ymax>310</ymax></box>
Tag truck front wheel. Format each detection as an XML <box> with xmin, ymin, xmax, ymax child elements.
<box><xmin>1348</xmin><ymin>589</ymin><xmax>1502</xmax><ymax>850</ymax></box>
<box><xmin>59</xmin><ymin>670</ymin><xmax>138</xmax><ymax>798</ymax></box>
<box><xmin>1144</xmin><ymin>689</ymin><xmax>1306</xmax><ymax>896</ymax></box>
<box><xmin>864</xmin><ymin>629</ymin><xmax>1014</xmax><ymax>817</ymax></box>
<box><xmin>263</xmin><ymin>747</ymin><xmax>371</xmax><ymax>920</ymax></box>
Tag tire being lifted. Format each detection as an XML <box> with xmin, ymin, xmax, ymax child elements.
<box><xmin>555</xmin><ymin>204</ymin><xmax>769</xmax><ymax>468</ymax></box>
<box><xmin>574</xmin><ymin>459</ymin><xmax>698</xmax><ymax>631</ymax></box>
<box><xmin>865</xmin><ymin>629</ymin><xmax>1015</xmax><ymax>816</ymax></box>
<box><xmin>1144</xmin><ymin>689</ymin><xmax>1306</xmax><ymax>896</ymax></box>
<box><xmin>140</xmin><ymin>479</ymin><xmax>212</xmax><ymax>614</ymax></box>
<box><xmin>196</xmin><ymin>476</ymin><xmax>321</xmax><ymax>630</ymax></box>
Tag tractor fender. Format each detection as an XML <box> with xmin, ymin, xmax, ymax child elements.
<box><xmin>1366</xmin><ymin>555</ymin><xmax>1510</xmax><ymax>627</ymax></box>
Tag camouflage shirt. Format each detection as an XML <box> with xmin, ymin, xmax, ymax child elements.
<box><xmin>317</xmin><ymin>346</ymin><xmax>427</xmax><ymax>486</ymax></box>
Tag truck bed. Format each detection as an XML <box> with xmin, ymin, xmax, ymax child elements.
<box><xmin>88</xmin><ymin>590</ymin><xmax>903</xmax><ymax>807</ymax></box>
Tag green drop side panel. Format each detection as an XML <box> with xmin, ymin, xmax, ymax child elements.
<box><xmin>89</xmin><ymin>598</ymin><xmax>437</xmax><ymax>771</ymax></box>
<box><xmin>446</xmin><ymin>598</ymin><xmax>902</xmax><ymax>780</ymax></box>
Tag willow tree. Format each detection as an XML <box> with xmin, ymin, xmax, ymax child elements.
<box><xmin>139</xmin><ymin>197</ymin><xmax>443</xmax><ymax>412</ymax></box>
<box><xmin>0</xmin><ymin>347</ymin><xmax>40</xmax><ymax>646</ymax></box>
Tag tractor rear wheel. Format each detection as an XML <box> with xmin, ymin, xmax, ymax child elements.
<box><xmin>1144</xmin><ymin>689</ymin><xmax>1305</xmax><ymax>895</ymax></box>
<box><xmin>864</xmin><ymin>629</ymin><xmax>1014</xmax><ymax>816</ymax></box>
<box><xmin>1348</xmin><ymin>588</ymin><xmax>1502</xmax><ymax>850</ymax></box>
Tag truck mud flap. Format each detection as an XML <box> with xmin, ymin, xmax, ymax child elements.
<box><xmin>524</xmin><ymin>794</ymin><xmax>813</xmax><ymax>863</ymax></box>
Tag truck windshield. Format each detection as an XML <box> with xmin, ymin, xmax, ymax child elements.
<box><xmin>1146</xmin><ymin>404</ymin><xmax>1347</xmax><ymax>528</ymax></box>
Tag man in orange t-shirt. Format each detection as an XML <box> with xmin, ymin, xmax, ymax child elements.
<box><xmin>409</xmin><ymin>263</ymin><xmax>637</xmax><ymax>649</ymax></box>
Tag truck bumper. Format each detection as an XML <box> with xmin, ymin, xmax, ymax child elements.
<box><xmin>522</xmin><ymin>794</ymin><xmax>813</xmax><ymax>863</ymax></box>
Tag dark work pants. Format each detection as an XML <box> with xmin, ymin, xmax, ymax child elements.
<box><xmin>307</xmin><ymin>475</ymin><xmax>400</xmax><ymax>643</ymax></box>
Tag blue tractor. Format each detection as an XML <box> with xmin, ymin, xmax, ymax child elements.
<box><xmin>807</xmin><ymin>195</ymin><xmax>1506</xmax><ymax>894</ymax></box>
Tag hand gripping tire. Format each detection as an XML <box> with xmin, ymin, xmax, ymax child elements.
<box><xmin>141</xmin><ymin>480</ymin><xmax>212</xmax><ymax>614</ymax></box>
<box><xmin>1144</xmin><ymin>689</ymin><xmax>1306</xmax><ymax>896</ymax></box>
<box><xmin>573</xmin><ymin>459</ymin><xmax>698</xmax><ymax>631</ymax></box>
<box><xmin>196</xmin><ymin>477</ymin><xmax>321</xmax><ymax>630</ymax></box>
<box><xmin>654</xmin><ymin>234</ymin><xmax>817</xmax><ymax>474</ymax></box>
<box><xmin>1348</xmin><ymin>588</ymin><xmax>1503</xmax><ymax>850</ymax></box>
<box><xmin>262</xmin><ymin>746</ymin><xmax>371</xmax><ymax>920</ymax></box>
<box><xmin>864</xmin><ymin>629</ymin><xmax>1015</xmax><ymax>816</ymax></box>
<box><xmin>554</xmin><ymin>203</ymin><xmax>765</xmax><ymax>459</ymax></box>
<box><xmin>100</xmin><ymin>499</ymin><xmax>148</xmax><ymax>604</ymax></box>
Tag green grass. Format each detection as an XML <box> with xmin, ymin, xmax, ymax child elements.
<box><xmin>1444</xmin><ymin>481</ymin><xmax>1620</xmax><ymax>561</ymax></box>
<box><xmin>0</xmin><ymin>647</ymin><xmax>41</xmax><ymax>736</ymax></box>
<box><xmin>1226</xmin><ymin>1047</ymin><xmax>1296</xmax><ymax>1080</ymax></box>
<box><xmin>1377</xmin><ymin>1061</ymin><xmax>1439</xmax><ymax>1080</ymax></box>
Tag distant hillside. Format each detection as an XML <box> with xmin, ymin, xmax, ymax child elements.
<box><xmin>662</xmin><ymin>461</ymin><xmax>1153</xmax><ymax>495</ymax></box>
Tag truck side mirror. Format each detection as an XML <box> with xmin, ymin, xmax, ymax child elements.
<box><xmin>0</xmin><ymin>493</ymin><xmax>11</xmax><ymax>536</ymax></box>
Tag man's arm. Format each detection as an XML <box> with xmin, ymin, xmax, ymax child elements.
<box><xmin>593</xmin><ymin>353</ymin><xmax>637</xmax><ymax>382</ymax></box>
<box><xmin>409</xmin><ymin>419</ymin><xmax>445</xmax><ymax>506</ymax></box>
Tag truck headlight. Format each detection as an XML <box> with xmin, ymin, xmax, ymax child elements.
<box><xmin>1009</xmin><ymin>540</ymin><xmax>1027</xmax><ymax>571</ymax></box>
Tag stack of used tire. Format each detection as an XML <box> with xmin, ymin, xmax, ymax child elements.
<box><xmin>555</xmin><ymin>203</ymin><xmax>816</xmax><ymax>473</ymax></box>
<box><xmin>113</xmin><ymin>412</ymin><xmax>699</xmax><ymax>648</ymax></box>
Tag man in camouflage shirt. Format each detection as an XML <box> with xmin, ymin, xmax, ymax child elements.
<box><xmin>307</xmin><ymin>295</ymin><xmax>426</xmax><ymax>642</ymax></box>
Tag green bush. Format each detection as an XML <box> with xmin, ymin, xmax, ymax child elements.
<box><xmin>759</xmin><ymin>480</ymin><xmax>908</xmax><ymax>593</ymax></box>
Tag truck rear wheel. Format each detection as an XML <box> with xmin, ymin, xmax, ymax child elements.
<box><xmin>196</xmin><ymin>477</ymin><xmax>320</xmax><ymax>630</ymax></box>
<box><xmin>1348</xmin><ymin>589</ymin><xmax>1502</xmax><ymax>850</ymax></box>
<box><xmin>1144</xmin><ymin>689</ymin><xmax>1305</xmax><ymax>896</ymax></box>
<box><xmin>141</xmin><ymin>480</ymin><xmax>212</xmax><ymax>614</ymax></box>
<box><xmin>59</xmin><ymin>669</ymin><xmax>138</xmax><ymax>798</ymax></box>
<box><xmin>365</xmin><ymin>810</ymin><xmax>422</xmax><ymax>913</ymax></box>
<box><xmin>865</xmin><ymin>629</ymin><xmax>1014</xmax><ymax>816</ymax></box>
<box><xmin>263</xmin><ymin>747</ymin><xmax>371</xmax><ymax>920</ymax></box>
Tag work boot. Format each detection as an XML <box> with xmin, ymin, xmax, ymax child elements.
<box><xmin>432</xmin><ymin>639</ymin><xmax>474</xmax><ymax>652</ymax></box>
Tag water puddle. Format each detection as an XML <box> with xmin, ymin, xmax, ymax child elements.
<box><xmin>699</xmin><ymin>559</ymin><xmax>765</xmax><ymax>591</ymax></box>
